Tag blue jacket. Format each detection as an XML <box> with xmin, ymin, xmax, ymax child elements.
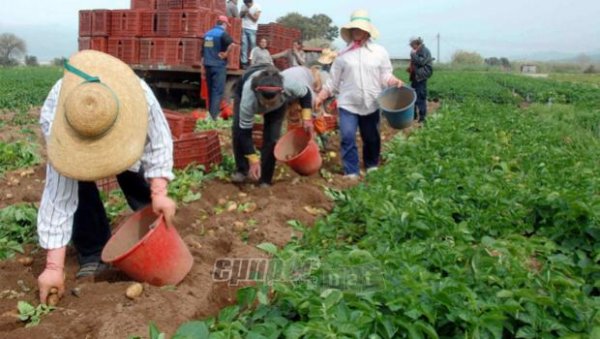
<box><xmin>203</xmin><ymin>26</ymin><xmax>233</xmax><ymax>67</ymax></box>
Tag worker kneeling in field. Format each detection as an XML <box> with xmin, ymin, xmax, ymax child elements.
<box><xmin>37</xmin><ymin>50</ymin><xmax>177</xmax><ymax>305</ymax></box>
<box><xmin>231</xmin><ymin>65</ymin><xmax>314</xmax><ymax>187</ymax></box>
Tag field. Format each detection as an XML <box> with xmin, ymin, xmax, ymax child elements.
<box><xmin>0</xmin><ymin>66</ymin><xmax>599</xmax><ymax>338</ymax></box>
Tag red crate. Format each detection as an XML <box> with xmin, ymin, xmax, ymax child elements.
<box><xmin>163</xmin><ymin>109</ymin><xmax>198</xmax><ymax>138</ymax></box>
<box><xmin>131</xmin><ymin>0</ymin><xmax>157</xmax><ymax>9</ymax></box>
<box><xmin>108</xmin><ymin>37</ymin><xmax>140</xmax><ymax>64</ymax></box>
<box><xmin>111</xmin><ymin>10</ymin><xmax>143</xmax><ymax>37</ymax></box>
<box><xmin>79</xmin><ymin>10</ymin><xmax>93</xmax><ymax>36</ymax></box>
<box><xmin>96</xmin><ymin>176</ymin><xmax>119</xmax><ymax>193</ymax></box>
<box><xmin>173</xmin><ymin>131</ymin><xmax>222</xmax><ymax>170</ymax></box>
<box><xmin>165</xmin><ymin>38</ymin><xmax>202</xmax><ymax>66</ymax></box>
<box><xmin>182</xmin><ymin>0</ymin><xmax>212</xmax><ymax>10</ymax></box>
<box><xmin>324</xmin><ymin>114</ymin><xmax>337</xmax><ymax>131</ymax></box>
<box><xmin>169</xmin><ymin>10</ymin><xmax>213</xmax><ymax>37</ymax></box>
<box><xmin>79</xmin><ymin>37</ymin><xmax>108</xmax><ymax>52</ymax></box>
<box><xmin>139</xmin><ymin>38</ymin><xmax>169</xmax><ymax>64</ymax></box>
<box><xmin>212</xmin><ymin>0</ymin><xmax>226</xmax><ymax>14</ymax></box>
<box><xmin>273</xmin><ymin>58</ymin><xmax>289</xmax><ymax>71</ymax></box>
<box><xmin>228</xmin><ymin>17</ymin><xmax>242</xmax><ymax>43</ymax></box>
<box><xmin>156</xmin><ymin>0</ymin><xmax>183</xmax><ymax>9</ymax></box>
<box><xmin>226</xmin><ymin>43</ymin><xmax>240</xmax><ymax>70</ymax></box>
<box><xmin>92</xmin><ymin>10</ymin><xmax>111</xmax><ymax>36</ymax></box>
<box><xmin>140</xmin><ymin>11</ymin><xmax>170</xmax><ymax>37</ymax></box>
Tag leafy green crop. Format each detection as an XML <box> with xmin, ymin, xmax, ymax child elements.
<box><xmin>0</xmin><ymin>141</ymin><xmax>40</xmax><ymax>175</ymax></box>
<box><xmin>0</xmin><ymin>203</ymin><xmax>38</xmax><ymax>259</ymax></box>
<box><xmin>17</xmin><ymin>301</ymin><xmax>54</xmax><ymax>327</ymax></box>
<box><xmin>0</xmin><ymin>66</ymin><xmax>62</xmax><ymax>112</ymax></box>
<box><xmin>135</xmin><ymin>71</ymin><xmax>600</xmax><ymax>338</ymax></box>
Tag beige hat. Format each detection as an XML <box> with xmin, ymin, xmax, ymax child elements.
<box><xmin>340</xmin><ymin>9</ymin><xmax>380</xmax><ymax>43</ymax></box>
<box><xmin>318</xmin><ymin>48</ymin><xmax>337</xmax><ymax>65</ymax></box>
<box><xmin>48</xmin><ymin>50</ymin><xmax>148</xmax><ymax>181</ymax></box>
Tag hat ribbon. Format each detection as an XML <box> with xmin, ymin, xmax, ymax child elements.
<box><xmin>64</xmin><ymin>60</ymin><xmax>101</xmax><ymax>83</ymax></box>
<box><xmin>351</xmin><ymin>16</ymin><xmax>371</xmax><ymax>22</ymax></box>
<box><xmin>255</xmin><ymin>86</ymin><xmax>283</xmax><ymax>92</ymax></box>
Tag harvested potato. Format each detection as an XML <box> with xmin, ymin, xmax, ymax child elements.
<box><xmin>226</xmin><ymin>202</ymin><xmax>238</xmax><ymax>212</ymax></box>
<box><xmin>17</xmin><ymin>257</ymin><xmax>33</xmax><ymax>266</ymax></box>
<box><xmin>47</xmin><ymin>294</ymin><xmax>60</xmax><ymax>306</ymax></box>
<box><xmin>125</xmin><ymin>283</ymin><xmax>144</xmax><ymax>299</ymax></box>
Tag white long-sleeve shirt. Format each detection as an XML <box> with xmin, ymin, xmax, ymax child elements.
<box><xmin>323</xmin><ymin>41</ymin><xmax>395</xmax><ymax>115</ymax></box>
<box><xmin>37</xmin><ymin>79</ymin><xmax>174</xmax><ymax>249</ymax></box>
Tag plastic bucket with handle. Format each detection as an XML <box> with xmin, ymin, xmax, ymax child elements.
<box><xmin>274</xmin><ymin>128</ymin><xmax>322</xmax><ymax>176</ymax></box>
<box><xmin>377</xmin><ymin>86</ymin><xmax>417</xmax><ymax>129</ymax></box>
<box><xmin>101</xmin><ymin>206</ymin><xmax>193</xmax><ymax>286</ymax></box>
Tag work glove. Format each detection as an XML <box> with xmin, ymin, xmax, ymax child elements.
<box><xmin>388</xmin><ymin>77</ymin><xmax>404</xmax><ymax>88</ymax></box>
<box><xmin>301</xmin><ymin>108</ymin><xmax>314</xmax><ymax>135</ymax></box>
<box><xmin>246</xmin><ymin>154</ymin><xmax>261</xmax><ymax>181</ymax></box>
<box><xmin>315</xmin><ymin>89</ymin><xmax>331</xmax><ymax>111</ymax></box>
<box><xmin>38</xmin><ymin>246</ymin><xmax>66</xmax><ymax>305</ymax></box>
<box><xmin>150</xmin><ymin>178</ymin><xmax>176</xmax><ymax>227</ymax></box>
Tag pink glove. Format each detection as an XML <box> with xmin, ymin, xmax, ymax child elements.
<box><xmin>315</xmin><ymin>89</ymin><xmax>331</xmax><ymax>110</ymax></box>
<box><xmin>38</xmin><ymin>247</ymin><xmax>66</xmax><ymax>304</ymax></box>
<box><xmin>150</xmin><ymin>178</ymin><xmax>176</xmax><ymax>227</ymax></box>
<box><xmin>249</xmin><ymin>161</ymin><xmax>261</xmax><ymax>181</ymax></box>
<box><xmin>303</xmin><ymin>119</ymin><xmax>314</xmax><ymax>135</ymax></box>
<box><xmin>388</xmin><ymin>77</ymin><xmax>404</xmax><ymax>88</ymax></box>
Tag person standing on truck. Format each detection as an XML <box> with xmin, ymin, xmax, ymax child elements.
<box><xmin>231</xmin><ymin>65</ymin><xmax>313</xmax><ymax>187</ymax></box>
<box><xmin>239</xmin><ymin>0</ymin><xmax>261</xmax><ymax>69</ymax></box>
<box><xmin>315</xmin><ymin>9</ymin><xmax>403</xmax><ymax>180</ymax></box>
<box><xmin>226</xmin><ymin>0</ymin><xmax>239</xmax><ymax>18</ymax></box>
<box><xmin>250</xmin><ymin>37</ymin><xmax>274</xmax><ymax>65</ymax></box>
<box><xmin>272</xmin><ymin>40</ymin><xmax>306</xmax><ymax>67</ymax></box>
<box><xmin>36</xmin><ymin>50</ymin><xmax>177</xmax><ymax>305</ymax></box>
<box><xmin>202</xmin><ymin>15</ymin><xmax>235</xmax><ymax>120</ymax></box>
<box><xmin>407</xmin><ymin>36</ymin><xmax>433</xmax><ymax>123</ymax></box>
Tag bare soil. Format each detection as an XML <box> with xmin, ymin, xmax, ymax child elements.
<box><xmin>0</xmin><ymin>102</ymin><xmax>439</xmax><ymax>339</ymax></box>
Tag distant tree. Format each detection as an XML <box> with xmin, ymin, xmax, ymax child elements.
<box><xmin>0</xmin><ymin>33</ymin><xmax>27</xmax><ymax>66</ymax></box>
<box><xmin>451</xmin><ymin>50</ymin><xmax>484</xmax><ymax>65</ymax></box>
<box><xmin>500</xmin><ymin>57</ymin><xmax>511</xmax><ymax>68</ymax></box>
<box><xmin>25</xmin><ymin>55</ymin><xmax>38</xmax><ymax>66</ymax></box>
<box><xmin>276</xmin><ymin>12</ymin><xmax>338</xmax><ymax>41</ymax></box>
<box><xmin>583</xmin><ymin>65</ymin><xmax>597</xmax><ymax>74</ymax></box>
<box><xmin>52</xmin><ymin>57</ymin><xmax>68</xmax><ymax>67</ymax></box>
<box><xmin>484</xmin><ymin>57</ymin><xmax>500</xmax><ymax>66</ymax></box>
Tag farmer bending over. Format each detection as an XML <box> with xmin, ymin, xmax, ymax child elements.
<box><xmin>37</xmin><ymin>50</ymin><xmax>177</xmax><ymax>304</ymax></box>
<box><xmin>231</xmin><ymin>65</ymin><xmax>313</xmax><ymax>187</ymax></box>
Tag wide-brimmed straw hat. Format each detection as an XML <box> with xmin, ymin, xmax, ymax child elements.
<box><xmin>340</xmin><ymin>9</ymin><xmax>380</xmax><ymax>43</ymax></box>
<box><xmin>48</xmin><ymin>50</ymin><xmax>148</xmax><ymax>181</ymax></box>
<box><xmin>318</xmin><ymin>48</ymin><xmax>337</xmax><ymax>65</ymax></box>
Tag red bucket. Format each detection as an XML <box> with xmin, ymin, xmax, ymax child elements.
<box><xmin>101</xmin><ymin>206</ymin><xmax>193</xmax><ymax>286</ymax></box>
<box><xmin>274</xmin><ymin>128</ymin><xmax>322</xmax><ymax>176</ymax></box>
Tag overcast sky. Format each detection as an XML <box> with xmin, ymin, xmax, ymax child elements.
<box><xmin>1</xmin><ymin>0</ymin><xmax>599</xmax><ymax>62</ymax></box>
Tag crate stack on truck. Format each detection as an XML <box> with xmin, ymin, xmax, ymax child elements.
<box><xmin>256</xmin><ymin>23</ymin><xmax>302</xmax><ymax>70</ymax></box>
<box><xmin>77</xmin><ymin>0</ymin><xmax>242</xmax><ymax>70</ymax></box>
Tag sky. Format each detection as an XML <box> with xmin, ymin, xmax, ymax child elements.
<box><xmin>1</xmin><ymin>0</ymin><xmax>599</xmax><ymax>62</ymax></box>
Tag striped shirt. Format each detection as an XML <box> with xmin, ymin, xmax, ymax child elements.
<box><xmin>37</xmin><ymin>79</ymin><xmax>174</xmax><ymax>250</ymax></box>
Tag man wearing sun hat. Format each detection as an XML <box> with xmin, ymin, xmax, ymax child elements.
<box><xmin>316</xmin><ymin>9</ymin><xmax>403</xmax><ymax>180</ymax></box>
<box><xmin>203</xmin><ymin>15</ymin><xmax>235</xmax><ymax>120</ymax></box>
<box><xmin>36</xmin><ymin>50</ymin><xmax>177</xmax><ymax>305</ymax></box>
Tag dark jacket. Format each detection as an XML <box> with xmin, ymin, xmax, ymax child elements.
<box><xmin>410</xmin><ymin>44</ymin><xmax>433</xmax><ymax>82</ymax></box>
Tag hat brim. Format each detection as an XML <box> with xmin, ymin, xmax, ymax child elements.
<box><xmin>48</xmin><ymin>50</ymin><xmax>148</xmax><ymax>181</ymax></box>
<box><xmin>340</xmin><ymin>21</ymin><xmax>380</xmax><ymax>43</ymax></box>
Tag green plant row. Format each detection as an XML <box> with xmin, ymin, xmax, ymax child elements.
<box><xmin>0</xmin><ymin>204</ymin><xmax>38</xmax><ymax>259</ymax></box>
<box><xmin>0</xmin><ymin>141</ymin><xmax>40</xmax><ymax>175</ymax></box>
<box><xmin>159</xmin><ymin>100</ymin><xmax>600</xmax><ymax>338</ymax></box>
<box><xmin>0</xmin><ymin>66</ymin><xmax>62</xmax><ymax>112</ymax></box>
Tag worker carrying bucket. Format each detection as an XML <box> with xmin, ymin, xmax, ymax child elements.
<box><xmin>36</xmin><ymin>50</ymin><xmax>183</xmax><ymax>305</ymax></box>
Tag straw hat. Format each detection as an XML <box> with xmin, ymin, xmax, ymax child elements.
<box><xmin>318</xmin><ymin>48</ymin><xmax>337</xmax><ymax>65</ymax></box>
<box><xmin>340</xmin><ymin>9</ymin><xmax>380</xmax><ymax>43</ymax></box>
<box><xmin>48</xmin><ymin>50</ymin><xmax>148</xmax><ymax>181</ymax></box>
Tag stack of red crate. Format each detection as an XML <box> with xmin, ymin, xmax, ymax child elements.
<box><xmin>78</xmin><ymin>0</ymin><xmax>240</xmax><ymax>69</ymax></box>
<box><xmin>257</xmin><ymin>23</ymin><xmax>302</xmax><ymax>55</ymax></box>
<box><xmin>96</xmin><ymin>176</ymin><xmax>120</xmax><ymax>193</ymax></box>
<box><xmin>173</xmin><ymin>131</ymin><xmax>222</xmax><ymax>170</ymax></box>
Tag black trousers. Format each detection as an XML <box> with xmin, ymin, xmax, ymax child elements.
<box><xmin>71</xmin><ymin>170</ymin><xmax>151</xmax><ymax>265</ymax></box>
<box><xmin>412</xmin><ymin>79</ymin><xmax>428</xmax><ymax>122</ymax></box>
<box><xmin>232</xmin><ymin>98</ymin><xmax>285</xmax><ymax>185</ymax></box>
